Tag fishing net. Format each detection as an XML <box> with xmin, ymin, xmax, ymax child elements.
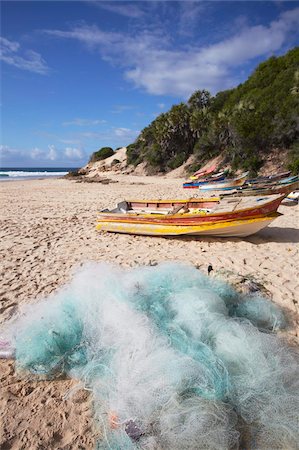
<box><xmin>2</xmin><ymin>262</ymin><xmax>298</xmax><ymax>449</ymax></box>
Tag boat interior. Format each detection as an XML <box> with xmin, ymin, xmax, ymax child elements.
<box><xmin>100</xmin><ymin>194</ymin><xmax>282</xmax><ymax>216</ymax></box>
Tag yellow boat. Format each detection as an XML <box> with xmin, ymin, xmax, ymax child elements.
<box><xmin>96</xmin><ymin>212</ymin><xmax>281</xmax><ymax>237</ymax></box>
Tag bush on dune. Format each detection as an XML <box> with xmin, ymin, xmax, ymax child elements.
<box><xmin>89</xmin><ymin>147</ymin><xmax>114</xmax><ymax>163</ymax></box>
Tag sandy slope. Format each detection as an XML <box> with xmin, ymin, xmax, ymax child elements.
<box><xmin>0</xmin><ymin>175</ymin><xmax>298</xmax><ymax>449</ymax></box>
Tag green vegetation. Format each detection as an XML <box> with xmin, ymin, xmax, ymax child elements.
<box><xmin>89</xmin><ymin>147</ymin><xmax>114</xmax><ymax>163</ymax></box>
<box><xmin>288</xmin><ymin>142</ymin><xmax>299</xmax><ymax>174</ymax></box>
<box><xmin>126</xmin><ymin>47</ymin><xmax>299</xmax><ymax>174</ymax></box>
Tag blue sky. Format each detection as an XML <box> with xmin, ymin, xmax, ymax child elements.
<box><xmin>1</xmin><ymin>1</ymin><xmax>299</xmax><ymax>167</ymax></box>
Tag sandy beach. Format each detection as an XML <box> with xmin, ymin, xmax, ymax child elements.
<box><xmin>0</xmin><ymin>175</ymin><xmax>298</xmax><ymax>449</ymax></box>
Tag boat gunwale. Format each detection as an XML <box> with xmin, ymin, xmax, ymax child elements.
<box><xmin>99</xmin><ymin>194</ymin><xmax>286</xmax><ymax>217</ymax></box>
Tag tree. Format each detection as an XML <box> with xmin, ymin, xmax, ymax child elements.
<box><xmin>187</xmin><ymin>90</ymin><xmax>211</xmax><ymax>111</ymax></box>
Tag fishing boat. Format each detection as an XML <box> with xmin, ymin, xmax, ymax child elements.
<box><xmin>247</xmin><ymin>171</ymin><xmax>291</xmax><ymax>184</ymax></box>
<box><xmin>189</xmin><ymin>164</ymin><xmax>217</xmax><ymax>180</ymax></box>
<box><xmin>287</xmin><ymin>190</ymin><xmax>299</xmax><ymax>202</ymax></box>
<box><xmin>184</xmin><ymin>171</ymin><xmax>227</xmax><ymax>187</ymax></box>
<box><xmin>245</xmin><ymin>174</ymin><xmax>298</xmax><ymax>188</ymax></box>
<box><xmin>96</xmin><ymin>194</ymin><xmax>284</xmax><ymax>237</ymax></box>
<box><xmin>220</xmin><ymin>178</ymin><xmax>299</xmax><ymax>197</ymax></box>
<box><xmin>184</xmin><ymin>172</ymin><xmax>248</xmax><ymax>190</ymax></box>
<box><xmin>97</xmin><ymin>214</ymin><xmax>280</xmax><ymax>237</ymax></box>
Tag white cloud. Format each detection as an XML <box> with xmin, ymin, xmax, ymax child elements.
<box><xmin>158</xmin><ymin>103</ymin><xmax>165</xmax><ymax>109</ymax></box>
<box><xmin>30</xmin><ymin>145</ymin><xmax>58</xmax><ymax>162</ymax></box>
<box><xmin>47</xmin><ymin>145</ymin><xmax>58</xmax><ymax>161</ymax></box>
<box><xmin>43</xmin><ymin>7</ymin><xmax>299</xmax><ymax>96</ymax></box>
<box><xmin>80</xmin><ymin>131</ymin><xmax>103</xmax><ymax>139</ymax></box>
<box><xmin>30</xmin><ymin>147</ymin><xmax>44</xmax><ymax>159</ymax></box>
<box><xmin>44</xmin><ymin>25</ymin><xmax>117</xmax><ymax>51</ymax></box>
<box><xmin>0</xmin><ymin>144</ymin><xmax>20</xmax><ymax>161</ymax></box>
<box><xmin>1</xmin><ymin>144</ymin><xmax>87</xmax><ymax>165</ymax></box>
<box><xmin>177</xmin><ymin>1</ymin><xmax>207</xmax><ymax>36</ymax></box>
<box><xmin>44</xmin><ymin>25</ymin><xmax>167</xmax><ymax>57</ymax></box>
<box><xmin>113</xmin><ymin>127</ymin><xmax>139</xmax><ymax>140</ymax></box>
<box><xmin>0</xmin><ymin>37</ymin><xmax>49</xmax><ymax>75</ymax></box>
<box><xmin>64</xmin><ymin>147</ymin><xmax>85</xmax><ymax>159</ymax></box>
<box><xmin>62</xmin><ymin>118</ymin><xmax>107</xmax><ymax>126</ymax></box>
<box><xmin>60</xmin><ymin>139</ymin><xmax>81</xmax><ymax>145</ymax></box>
<box><xmin>76</xmin><ymin>127</ymin><xmax>139</xmax><ymax>142</ymax></box>
<box><xmin>0</xmin><ymin>144</ymin><xmax>43</xmax><ymax>164</ymax></box>
<box><xmin>0</xmin><ymin>37</ymin><xmax>19</xmax><ymax>52</ymax></box>
<box><xmin>111</xmin><ymin>105</ymin><xmax>135</xmax><ymax>114</ymax></box>
<box><xmin>95</xmin><ymin>1</ymin><xmax>144</xmax><ymax>18</ymax></box>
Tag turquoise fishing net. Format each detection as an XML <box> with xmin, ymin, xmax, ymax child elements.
<box><xmin>15</xmin><ymin>300</ymin><xmax>86</xmax><ymax>376</ymax></box>
<box><xmin>3</xmin><ymin>262</ymin><xmax>298</xmax><ymax>449</ymax></box>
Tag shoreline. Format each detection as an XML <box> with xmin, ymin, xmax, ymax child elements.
<box><xmin>0</xmin><ymin>176</ymin><xmax>298</xmax><ymax>449</ymax></box>
<box><xmin>0</xmin><ymin>176</ymin><xmax>66</xmax><ymax>182</ymax></box>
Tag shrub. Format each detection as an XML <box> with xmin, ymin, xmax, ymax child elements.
<box><xmin>146</xmin><ymin>143</ymin><xmax>165</xmax><ymax>168</ymax></box>
<box><xmin>230</xmin><ymin>149</ymin><xmax>263</xmax><ymax>177</ymax></box>
<box><xmin>186</xmin><ymin>163</ymin><xmax>203</xmax><ymax>175</ymax></box>
<box><xmin>89</xmin><ymin>147</ymin><xmax>114</xmax><ymax>163</ymax></box>
<box><xmin>289</xmin><ymin>157</ymin><xmax>299</xmax><ymax>174</ymax></box>
<box><xmin>167</xmin><ymin>152</ymin><xmax>187</xmax><ymax>170</ymax></box>
<box><xmin>127</xmin><ymin>143</ymin><xmax>142</xmax><ymax>166</ymax></box>
<box><xmin>288</xmin><ymin>142</ymin><xmax>299</xmax><ymax>174</ymax></box>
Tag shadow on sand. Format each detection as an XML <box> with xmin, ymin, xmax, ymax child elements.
<box><xmin>245</xmin><ymin>227</ymin><xmax>299</xmax><ymax>244</ymax></box>
<box><xmin>158</xmin><ymin>226</ymin><xmax>299</xmax><ymax>245</ymax></box>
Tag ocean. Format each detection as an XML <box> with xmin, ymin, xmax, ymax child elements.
<box><xmin>0</xmin><ymin>167</ymin><xmax>78</xmax><ymax>181</ymax></box>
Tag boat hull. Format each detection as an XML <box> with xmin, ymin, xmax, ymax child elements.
<box><xmin>96</xmin><ymin>213</ymin><xmax>281</xmax><ymax>237</ymax></box>
<box><xmin>190</xmin><ymin>164</ymin><xmax>217</xmax><ymax>180</ymax></box>
<box><xmin>184</xmin><ymin>173</ymin><xmax>248</xmax><ymax>190</ymax></box>
<box><xmin>184</xmin><ymin>174</ymin><xmax>225</xmax><ymax>186</ymax></box>
<box><xmin>287</xmin><ymin>191</ymin><xmax>299</xmax><ymax>201</ymax></box>
<box><xmin>247</xmin><ymin>174</ymin><xmax>297</xmax><ymax>186</ymax></box>
<box><xmin>220</xmin><ymin>180</ymin><xmax>299</xmax><ymax>197</ymax></box>
<box><xmin>247</xmin><ymin>171</ymin><xmax>291</xmax><ymax>184</ymax></box>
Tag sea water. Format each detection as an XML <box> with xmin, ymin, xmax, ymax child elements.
<box><xmin>0</xmin><ymin>167</ymin><xmax>78</xmax><ymax>181</ymax></box>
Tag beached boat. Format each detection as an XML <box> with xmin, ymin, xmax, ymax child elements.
<box><xmin>97</xmin><ymin>214</ymin><xmax>280</xmax><ymax>237</ymax></box>
<box><xmin>287</xmin><ymin>190</ymin><xmax>299</xmax><ymax>202</ymax></box>
<box><xmin>184</xmin><ymin>172</ymin><xmax>248</xmax><ymax>190</ymax></box>
<box><xmin>247</xmin><ymin>171</ymin><xmax>291</xmax><ymax>184</ymax></box>
<box><xmin>220</xmin><ymin>178</ymin><xmax>299</xmax><ymax>197</ymax></box>
<box><xmin>96</xmin><ymin>194</ymin><xmax>284</xmax><ymax>237</ymax></box>
<box><xmin>184</xmin><ymin>171</ymin><xmax>227</xmax><ymax>187</ymax></box>
<box><xmin>189</xmin><ymin>164</ymin><xmax>217</xmax><ymax>180</ymax></box>
<box><xmin>245</xmin><ymin>174</ymin><xmax>298</xmax><ymax>188</ymax></box>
